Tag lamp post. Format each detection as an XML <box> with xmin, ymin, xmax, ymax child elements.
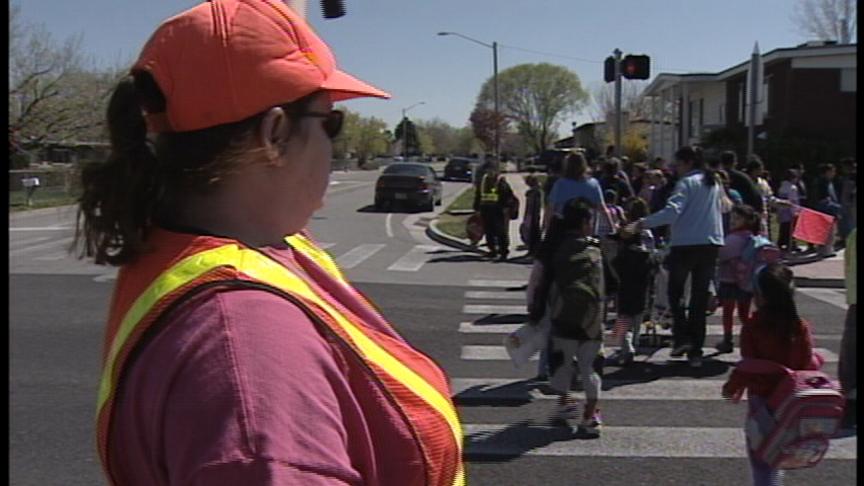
<box><xmin>437</xmin><ymin>31</ymin><xmax>499</xmax><ymax>161</ymax></box>
<box><xmin>401</xmin><ymin>101</ymin><xmax>425</xmax><ymax>160</ymax></box>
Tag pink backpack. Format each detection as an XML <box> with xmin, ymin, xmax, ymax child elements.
<box><xmin>736</xmin><ymin>355</ymin><xmax>845</xmax><ymax>470</ymax></box>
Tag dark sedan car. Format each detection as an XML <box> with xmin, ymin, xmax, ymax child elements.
<box><xmin>375</xmin><ymin>163</ymin><xmax>442</xmax><ymax>211</ymax></box>
<box><xmin>442</xmin><ymin>157</ymin><xmax>476</xmax><ymax>182</ymax></box>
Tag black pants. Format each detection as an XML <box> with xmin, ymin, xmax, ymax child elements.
<box><xmin>667</xmin><ymin>245</ymin><xmax>720</xmax><ymax>357</ymax></box>
<box><xmin>480</xmin><ymin>205</ymin><xmax>509</xmax><ymax>256</ymax></box>
<box><xmin>777</xmin><ymin>218</ymin><xmax>795</xmax><ymax>251</ymax></box>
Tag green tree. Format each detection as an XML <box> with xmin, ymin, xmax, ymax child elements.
<box><xmin>353</xmin><ymin>116</ymin><xmax>390</xmax><ymax>164</ymax></box>
<box><xmin>476</xmin><ymin>63</ymin><xmax>588</xmax><ymax>154</ymax></box>
<box><xmin>453</xmin><ymin>126</ymin><xmax>483</xmax><ymax>156</ymax></box>
<box><xmin>334</xmin><ymin>108</ymin><xmax>390</xmax><ymax>165</ymax></box>
<box><xmin>415</xmin><ymin>118</ymin><xmax>464</xmax><ymax>156</ymax></box>
<box><xmin>9</xmin><ymin>4</ymin><xmax>121</xmax><ymax>148</ymax></box>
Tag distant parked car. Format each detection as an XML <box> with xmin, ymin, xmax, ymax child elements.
<box><xmin>442</xmin><ymin>157</ymin><xmax>476</xmax><ymax>182</ymax></box>
<box><xmin>375</xmin><ymin>163</ymin><xmax>443</xmax><ymax>211</ymax></box>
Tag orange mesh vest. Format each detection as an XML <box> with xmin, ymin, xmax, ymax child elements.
<box><xmin>95</xmin><ymin>229</ymin><xmax>464</xmax><ymax>486</ymax></box>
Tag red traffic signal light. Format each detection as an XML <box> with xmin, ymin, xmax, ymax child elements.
<box><xmin>621</xmin><ymin>54</ymin><xmax>650</xmax><ymax>80</ymax></box>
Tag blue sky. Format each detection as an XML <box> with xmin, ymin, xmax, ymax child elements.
<box><xmin>17</xmin><ymin>0</ymin><xmax>809</xmax><ymax>135</ymax></box>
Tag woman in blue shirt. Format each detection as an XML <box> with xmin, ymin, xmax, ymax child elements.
<box><xmin>545</xmin><ymin>151</ymin><xmax>615</xmax><ymax>237</ymax></box>
<box><xmin>624</xmin><ymin>146</ymin><xmax>724</xmax><ymax>368</ymax></box>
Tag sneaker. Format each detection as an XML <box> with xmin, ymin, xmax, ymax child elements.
<box><xmin>577</xmin><ymin>412</ymin><xmax>602</xmax><ymax>438</ymax></box>
<box><xmin>715</xmin><ymin>339</ymin><xmax>734</xmax><ymax>354</ymax></box>
<box><xmin>688</xmin><ymin>355</ymin><xmax>703</xmax><ymax>368</ymax></box>
<box><xmin>670</xmin><ymin>343</ymin><xmax>692</xmax><ymax>358</ymax></box>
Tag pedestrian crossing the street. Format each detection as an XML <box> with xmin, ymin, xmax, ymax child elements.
<box><xmin>452</xmin><ymin>279</ymin><xmax>856</xmax><ymax>480</ymax></box>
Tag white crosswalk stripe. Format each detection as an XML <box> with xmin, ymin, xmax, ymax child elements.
<box><xmin>9</xmin><ymin>235</ymin><xmax>53</xmax><ymax>250</ymax></box>
<box><xmin>387</xmin><ymin>244</ymin><xmax>441</xmax><ymax>272</ymax></box>
<box><xmin>458</xmin><ymin>321</ymin><xmax>842</xmax><ymax>341</ymax></box>
<box><xmin>9</xmin><ymin>237</ymin><xmax>75</xmax><ymax>257</ymax></box>
<box><xmin>454</xmin><ymin>281</ymin><xmax>856</xmax><ymax>468</ymax></box>
<box><xmin>460</xmin><ymin>345</ymin><xmax>840</xmax><ymax>363</ymax></box>
<box><xmin>798</xmin><ymin>288</ymin><xmax>849</xmax><ymax>310</ymax></box>
<box><xmin>465</xmin><ymin>290</ymin><xmax>527</xmax><ymax>300</ymax></box>
<box><xmin>463</xmin><ymin>424</ymin><xmax>857</xmax><ymax>459</ymax></box>
<box><xmin>462</xmin><ymin>304</ymin><xmax>525</xmax><ymax>314</ymax></box>
<box><xmin>454</xmin><ymin>378</ymin><xmax>732</xmax><ymax>401</ymax></box>
<box><xmin>334</xmin><ymin>244</ymin><xmax>385</xmax><ymax>269</ymax></box>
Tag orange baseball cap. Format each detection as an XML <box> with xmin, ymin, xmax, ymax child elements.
<box><xmin>133</xmin><ymin>0</ymin><xmax>390</xmax><ymax>132</ymax></box>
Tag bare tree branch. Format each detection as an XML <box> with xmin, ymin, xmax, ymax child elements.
<box><xmin>791</xmin><ymin>0</ymin><xmax>856</xmax><ymax>43</ymax></box>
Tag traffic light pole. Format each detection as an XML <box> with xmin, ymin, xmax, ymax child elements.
<box><xmin>614</xmin><ymin>48</ymin><xmax>623</xmax><ymax>158</ymax></box>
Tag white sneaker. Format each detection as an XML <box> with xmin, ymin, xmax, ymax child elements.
<box><xmin>577</xmin><ymin>411</ymin><xmax>602</xmax><ymax>438</ymax></box>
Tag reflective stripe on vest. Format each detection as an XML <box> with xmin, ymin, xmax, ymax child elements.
<box><xmin>96</xmin><ymin>235</ymin><xmax>464</xmax><ymax>486</ymax></box>
<box><xmin>480</xmin><ymin>175</ymin><xmax>500</xmax><ymax>204</ymax></box>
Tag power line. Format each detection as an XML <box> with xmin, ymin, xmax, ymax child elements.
<box><xmin>497</xmin><ymin>43</ymin><xmax>702</xmax><ymax>73</ymax></box>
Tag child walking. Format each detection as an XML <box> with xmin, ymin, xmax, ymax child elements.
<box><xmin>612</xmin><ymin>197</ymin><xmax>655</xmax><ymax>365</ymax></box>
<box><xmin>722</xmin><ymin>263</ymin><xmax>819</xmax><ymax>485</ymax></box>
<box><xmin>715</xmin><ymin>204</ymin><xmax>762</xmax><ymax>353</ymax></box>
<box><xmin>538</xmin><ymin>198</ymin><xmax>605</xmax><ymax>437</ymax></box>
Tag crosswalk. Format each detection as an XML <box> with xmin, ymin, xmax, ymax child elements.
<box><xmin>453</xmin><ymin>279</ymin><xmax>857</xmax><ymax>480</ymax></box>
<box><xmin>9</xmin><ymin>232</ymin><xmax>448</xmax><ymax>279</ymax></box>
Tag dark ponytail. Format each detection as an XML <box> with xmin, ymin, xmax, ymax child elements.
<box><xmin>75</xmin><ymin>74</ymin><xmax>166</xmax><ymax>265</ymax></box>
<box><xmin>675</xmin><ymin>145</ymin><xmax>717</xmax><ymax>187</ymax></box>
<box><xmin>754</xmin><ymin>263</ymin><xmax>804</xmax><ymax>342</ymax></box>
<box><xmin>75</xmin><ymin>72</ymin><xmax>319</xmax><ymax>266</ymax></box>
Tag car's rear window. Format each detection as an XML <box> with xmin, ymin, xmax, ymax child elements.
<box><xmin>448</xmin><ymin>160</ymin><xmax>469</xmax><ymax>168</ymax></box>
<box><xmin>383</xmin><ymin>164</ymin><xmax>429</xmax><ymax>176</ymax></box>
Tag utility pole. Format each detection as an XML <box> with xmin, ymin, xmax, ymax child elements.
<box><xmin>493</xmin><ymin>41</ymin><xmax>499</xmax><ymax>162</ymax></box>
<box><xmin>614</xmin><ymin>48</ymin><xmax>623</xmax><ymax>158</ymax></box>
<box><xmin>747</xmin><ymin>42</ymin><xmax>760</xmax><ymax>159</ymax></box>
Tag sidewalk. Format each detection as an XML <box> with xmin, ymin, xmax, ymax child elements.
<box><xmin>427</xmin><ymin>177</ymin><xmax>847</xmax><ymax>288</ymax></box>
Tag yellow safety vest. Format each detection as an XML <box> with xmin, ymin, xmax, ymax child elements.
<box><xmin>95</xmin><ymin>229</ymin><xmax>465</xmax><ymax>486</ymax></box>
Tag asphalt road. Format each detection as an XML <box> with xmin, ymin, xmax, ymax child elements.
<box><xmin>9</xmin><ymin>165</ymin><xmax>856</xmax><ymax>485</ymax></box>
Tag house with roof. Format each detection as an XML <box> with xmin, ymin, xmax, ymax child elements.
<box><xmin>641</xmin><ymin>41</ymin><xmax>856</xmax><ymax>164</ymax></box>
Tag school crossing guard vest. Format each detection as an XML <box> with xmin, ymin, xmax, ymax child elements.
<box><xmin>479</xmin><ymin>174</ymin><xmax>501</xmax><ymax>205</ymax></box>
<box><xmin>95</xmin><ymin>228</ymin><xmax>464</xmax><ymax>486</ymax></box>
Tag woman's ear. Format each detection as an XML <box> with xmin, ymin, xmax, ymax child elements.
<box><xmin>259</xmin><ymin>107</ymin><xmax>292</xmax><ymax>165</ymax></box>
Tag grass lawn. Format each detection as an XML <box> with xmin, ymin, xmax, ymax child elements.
<box><xmin>9</xmin><ymin>188</ymin><xmax>79</xmax><ymax>212</ymax></box>
<box><xmin>435</xmin><ymin>186</ymin><xmax>475</xmax><ymax>240</ymax></box>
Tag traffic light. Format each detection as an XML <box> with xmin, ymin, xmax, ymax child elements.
<box><xmin>621</xmin><ymin>54</ymin><xmax>650</xmax><ymax>80</ymax></box>
<box><xmin>604</xmin><ymin>56</ymin><xmax>615</xmax><ymax>83</ymax></box>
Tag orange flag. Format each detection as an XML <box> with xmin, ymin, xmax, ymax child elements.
<box><xmin>792</xmin><ymin>207</ymin><xmax>835</xmax><ymax>245</ymax></box>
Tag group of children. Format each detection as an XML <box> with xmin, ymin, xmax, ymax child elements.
<box><xmin>523</xmin><ymin>166</ymin><xmax>842</xmax><ymax>483</ymax></box>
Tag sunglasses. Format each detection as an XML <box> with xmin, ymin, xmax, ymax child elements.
<box><xmin>297</xmin><ymin>110</ymin><xmax>344</xmax><ymax>139</ymax></box>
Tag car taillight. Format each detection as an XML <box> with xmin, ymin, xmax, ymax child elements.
<box><xmin>419</xmin><ymin>182</ymin><xmax>429</xmax><ymax>191</ymax></box>
<box><xmin>376</xmin><ymin>180</ymin><xmax>384</xmax><ymax>189</ymax></box>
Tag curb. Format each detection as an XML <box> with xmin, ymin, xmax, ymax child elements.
<box><xmin>426</xmin><ymin>219</ymin><xmax>484</xmax><ymax>254</ymax></box>
<box><xmin>793</xmin><ymin>277</ymin><xmax>845</xmax><ymax>289</ymax></box>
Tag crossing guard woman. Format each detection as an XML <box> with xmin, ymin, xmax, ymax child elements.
<box><xmin>75</xmin><ymin>1</ymin><xmax>464</xmax><ymax>485</ymax></box>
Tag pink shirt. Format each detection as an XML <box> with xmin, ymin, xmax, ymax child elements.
<box><xmin>717</xmin><ymin>229</ymin><xmax>752</xmax><ymax>283</ymax></box>
<box><xmin>108</xmin><ymin>242</ymin><xmax>427</xmax><ymax>485</ymax></box>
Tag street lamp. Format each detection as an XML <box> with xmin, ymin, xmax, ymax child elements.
<box><xmin>401</xmin><ymin>101</ymin><xmax>425</xmax><ymax>160</ymax></box>
<box><xmin>437</xmin><ymin>31</ymin><xmax>499</xmax><ymax>161</ymax></box>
